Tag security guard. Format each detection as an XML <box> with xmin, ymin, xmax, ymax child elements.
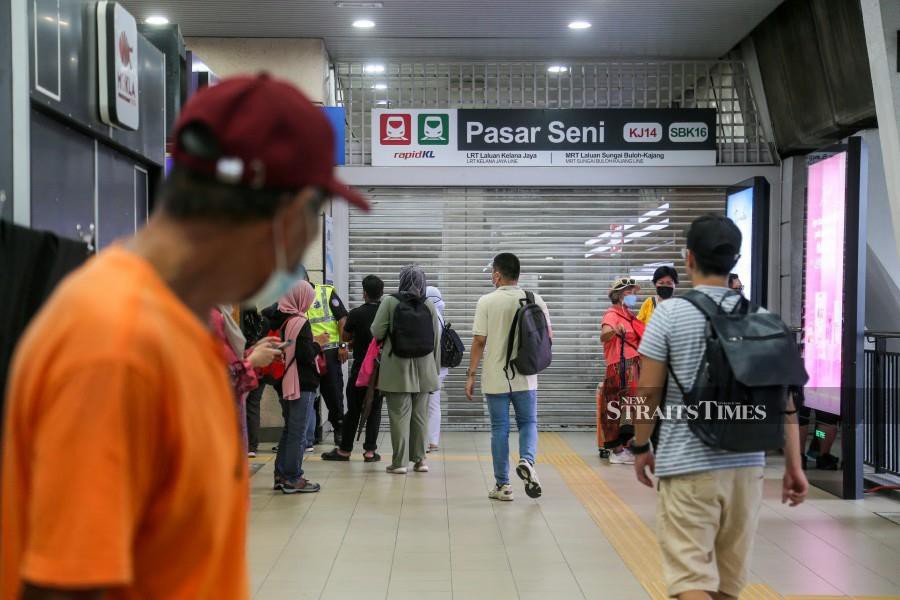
<box><xmin>308</xmin><ymin>281</ymin><xmax>350</xmax><ymax>446</ymax></box>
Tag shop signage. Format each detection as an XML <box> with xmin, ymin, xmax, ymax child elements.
<box><xmin>97</xmin><ymin>1</ymin><xmax>140</xmax><ymax>130</ymax></box>
<box><xmin>371</xmin><ymin>108</ymin><xmax>716</xmax><ymax>166</ymax></box>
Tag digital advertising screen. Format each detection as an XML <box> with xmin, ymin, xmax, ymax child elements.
<box><xmin>726</xmin><ymin>186</ymin><xmax>754</xmax><ymax>301</ymax></box>
<box><xmin>803</xmin><ymin>151</ymin><xmax>847</xmax><ymax>416</ymax></box>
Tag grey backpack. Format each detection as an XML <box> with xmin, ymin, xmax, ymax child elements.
<box><xmin>504</xmin><ymin>291</ymin><xmax>552</xmax><ymax>380</ymax></box>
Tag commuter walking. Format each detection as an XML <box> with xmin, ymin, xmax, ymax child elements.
<box><xmin>1</xmin><ymin>74</ymin><xmax>368</xmax><ymax>599</ymax></box>
<box><xmin>308</xmin><ymin>281</ymin><xmax>351</xmax><ymax>446</ymax></box>
<box><xmin>632</xmin><ymin>215</ymin><xmax>808</xmax><ymax>600</ymax></box>
<box><xmin>322</xmin><ymin>275</ymin><xmax>386</xmax><ymax>462</ymax></box>
<box><xmin>466</xmin><ymin>253</ymin><xmax>551</xmax><ymax>501</ymax></box>
<box><xmin>637</xmin><ymin>265</ymin><xmax>678</xmax><ymax>325</ymax></box>
<box><xmin>274</xmin><ymin>281</ymin><xmax>328</xmax><ymax>494</ymax></box>
<box><xmin>599</xmin><ymin>277</ymin><xmax>645</xmax><ymax>464</ymax></box>
<box><xmin>241</xmin><ymin>305</ymin><xmax>270</xmax><ymax>457</ymax></box>
<box><xmin>425</xmin><ymin>285</ymin><xmax>450</xmax><ymax>452</ymax></box>
<box><xmin>371</xmin><ymin>266</ymin><xmax>442</xmax><ymax>475</ymax></box>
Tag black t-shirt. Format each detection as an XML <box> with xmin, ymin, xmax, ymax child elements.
<box><xmin>344</xmin><ymin>301</ymin><xmax>381</xmax><ymax>364</ymax></box>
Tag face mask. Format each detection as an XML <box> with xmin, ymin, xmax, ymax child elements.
<box><xmin>656</xmin><ymin>286</ymin><xmax>675</xmax><ymax>300</ymax></box>
<box><xmin>243</xmin><ymin>218</ymin><xmax>308</xmax><ymax>309</ymax></box>
<box><xmin>622</xmin><ymin>294</ymin><xmax>637</xmax><ymax>308</ymax></box>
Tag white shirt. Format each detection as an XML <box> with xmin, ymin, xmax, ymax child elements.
<box><xmin>472</xmin><ymin>286</ymin><xmax>551</xmax><ymax>395</ymax></box>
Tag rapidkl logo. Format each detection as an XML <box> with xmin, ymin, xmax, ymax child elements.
<box><xmin>380</xmin><ymin>114</ymin><xmax>411</xmax><ymax>145</ymax></box>
<box><xmin>118</xmin><ymin>31</ymin><xmax>133</xmax><ymax>69</ymax></box>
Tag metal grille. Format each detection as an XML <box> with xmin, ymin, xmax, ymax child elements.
<box><xmin>865</xmin><ymin>348</ymin><xmax>900</xmax><ymax>477</ymax></box>
<box><xmin>349</xmin><ymin>186</ymin><xmax>726</xmax><ymax>430</ymax></box>
<box><xmin>335</xmin><ymin>60</ymin><xmax>774</xmax><ymax>166</ymax></box>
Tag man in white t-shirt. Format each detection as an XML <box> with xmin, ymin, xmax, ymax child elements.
<box><xmin>466</xmin><ymin>253</ymin><xmax>551</xmax><ymax>501</ymax></box>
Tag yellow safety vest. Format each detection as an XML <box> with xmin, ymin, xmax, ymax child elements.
<box><xmin>308</xmin><ymin>284</ymin><xmax>341</xmax><ymax>349</ymax></box>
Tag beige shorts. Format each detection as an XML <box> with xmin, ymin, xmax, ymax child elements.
<box><xmin>657</xmin><ymin>466</ymin><xmax>764</xmax><ymax>598</ymax></box>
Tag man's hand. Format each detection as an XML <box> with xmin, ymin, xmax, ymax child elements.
<box><xmin>465</xmin><ymin>376</ymin><xmax>476</xmax><ymax>401</ymax></box>
<box><xmin>314</xmin><ymin>333</ymin><xmax>330</xmax><ymax>347</ymax></box>
<box><xmin>633</xmin><ymin>449</ymin><xmax>656</xmax><ymax>488</ymax></box>
<box><xmin>782</xmin><ymin>466</ymin><xmax>808</xmax><ymax>507</ymax></box>
<box><xmin>338</xmin><ymin>347</ymin><xmax>350</xmax><ymax>363</ymax></box>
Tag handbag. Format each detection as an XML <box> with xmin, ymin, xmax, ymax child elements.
<box><xmin>355</xmin><ymin>338</ymin><xmax>383</xmax><ymax>388</ymax></box>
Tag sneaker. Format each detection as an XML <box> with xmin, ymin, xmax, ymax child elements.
<box><xmin>414</xmin><ymin>460</ymin><xmax>429</xmax><ymax>473</ymax></box>
<box><xmin>609</xmin><ymin>448</ymin><xmax>635</xmax><ymax>465</ymax></box>
<box><xmin>273</xmin><ymin>476</ymin><xmax>284</xmax><ymax>491</ymax></box>
<box><xmin>281</xmin><ymin>478</ymin><xmax>320</xmax><ymax>494</ymax></box>
<box><xmin>247</xmin><ymin>451</ymin><xmax>257</xmax><ymax>458</ymax></box>
<box><xmin>386</xmin><ymin>465</ymin><xmax>408</xmax><ymax>475</ymax></box>
<box><xmin>516</xmin><ymin>459</ymin><xmax>542</xmax><ymax>499</ymax></box>
<box><xmin>272</xmin><ymin>445</ymin><xmax>279</xmax><ymax>453</ymax></box>
<box><xmin>321</xmin><ymin>448</ymin><xmax>350</xmax><ymax>461</ymax></box>
<box><xmin>427</xmin><ymin>444</ymin><xmax>439</xmax><ymax>453</ymax></box>
<box><xmin>305</xmin><ymin>446</ymin><xmax>314</xmax><ymax>453</ymax></box>
<box><xmin>816</xmin><ymin>453</ymin><xmax>840</xmax><ymax>471</ymax></box>
<box><xmin>489</xmin><ymin>484</ymin><xmax>514</xmax><ymax>501</ymax></box>
<box><xmin>364</xmin><ymin>452</ymin><xmax>381</xmax><ymax>463</ymax></box>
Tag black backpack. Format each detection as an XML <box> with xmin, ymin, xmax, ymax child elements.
<box><xmin>668</xmin><ymin>290</ymin><xmax>808</xmax><ymax>452</ymax></box>
<box><xmin>439</xmin><ymin>322</ymin><xmax>465</xmax><ymax>368</ymax></box>
<box><xmin>389</xmin><ymin>292</ymin><xmax>435</xmax><ymax>358</ymax></box>
<box><xmin>504</xmin><ymin>291</ymin><xmax>552</xmax><ymax>380</ymax></box>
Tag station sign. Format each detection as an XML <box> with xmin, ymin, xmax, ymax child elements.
<box><xmin>97</xmin><ymin>1</ymin><xmax>140</xmax><ymax>130</ymax></box>
<box><xmin>371</xmin><ymin>108</ymin><xmax>716</xmax><ymax>167</ymax></box>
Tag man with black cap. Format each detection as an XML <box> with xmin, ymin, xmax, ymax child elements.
<box><xmin>629</xmin><ymin>215</ymin><xmax>807</xmax><ymax>600</ymax></box>
<box><xmin>1</xmin><ymin>74</ymin><xmax>368</xmax><ymax>599</ymax></box>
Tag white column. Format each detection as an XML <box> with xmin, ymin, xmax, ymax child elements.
<box><xmin>861</xmin><ymin>0</ymin><xmax>900</xmax><ymax>263</ymax></box>
<box><xmin>10</xmin><ymin>0</ymin><xmax>29</xmax><ymax>226</ymax></box>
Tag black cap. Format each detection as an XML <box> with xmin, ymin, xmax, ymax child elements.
<box><xmin>686</xmin><ymin>215</ymin><xmax>742</xmax><ymax>263</ymax></box>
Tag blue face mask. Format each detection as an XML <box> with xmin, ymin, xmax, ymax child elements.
<box><xmin>622</xmin><ymin>294</ymin><xmax>637</xmax><ymax>308</ymax></box>
<box><xmin>243</xmin><ymin>219</ymin><xmax>308</xmax><ymax>309</ymax></box>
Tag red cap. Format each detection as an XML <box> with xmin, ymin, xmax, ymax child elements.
<box><xmin>171</xmin><ymin>73</ymin><xmax>368</xmax><ymax>211</ymax></box>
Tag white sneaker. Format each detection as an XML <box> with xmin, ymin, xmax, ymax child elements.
<box><xmin>489</xmin><ymin>484</ymin><xmax>514</xmax><ymax>501</ymax></box>
<box><xmin>515</xmin><ymin>459</ymin><xmax>542</xmax><ymax>498</ymax></box>
<box><xmin>386</xmin><ymin>465</ymin><xmax>408</xmax><ymax>475</ymax></box>
<box><xmin>247</xmin><ymin>451</ymin><xmax>256</xmax><ymax>458</ymax></box>
<box><xmin>414</xmin><ymin>461</ymin><xmax>429</xmax><ymax>473</ymax></box>
<box><xmin>608</xmin><ymin>448</ymin><xmax>635</xmax><ymax>465</ymax></box>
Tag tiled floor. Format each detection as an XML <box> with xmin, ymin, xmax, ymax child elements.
<box><xmin>247</xmin><ymin>432</ymin><xmax>900</xmax><ymax>600</ymax></box>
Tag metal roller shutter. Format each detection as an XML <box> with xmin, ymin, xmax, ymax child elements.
<box><xmin>349</xmin><ymin>186</ymin><xmax>726</xmax><ymax>430</ymax></box>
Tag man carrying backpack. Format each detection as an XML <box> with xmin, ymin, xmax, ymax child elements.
<box><xmin>466</xmin><ymin>253</ymin><xmax>552</xmax><ymax>501</ymax></box>
<box><xmin>631</xmin><ymin>215</ymin><xmax>808</xmax><ymax>600</ymax></box>
<box><xmin>371</xmin><ymin>265</ymin><xmax>442</xmax><ymax>475</ymax></box>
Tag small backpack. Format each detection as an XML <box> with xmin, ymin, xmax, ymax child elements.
<box><xmin>504</xmin><ymin>291</ymin><xmax>552</xmax><ymax>379</ymax></box>
<box><xmin>669</xmin><ymin>290</ymin><xmax>808</xmax><ymax>452</ymax></box>
<box><xmin>439</xmin><ymin>322</ymin><xmax>465</xmax><ymax>368</ymax></box>
<box><xmin>389</xmin><ymin>292</ymin><xmax>435</xmax><ymax>358</ymax></box>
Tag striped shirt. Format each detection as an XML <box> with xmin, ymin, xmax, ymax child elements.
<box><xmin>638</xmin><ymin>285</ymin><xmax>766</xmax><ymax>478</ymax></box>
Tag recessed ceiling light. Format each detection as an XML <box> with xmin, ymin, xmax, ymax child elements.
<box><xmin>335</xmin><ymin>1</ymin><xmax>383</xmax><ymax>8</ymax></box>
<box><xmin>568</xmin><ymin>20</ymin><xmax>591</xmax><ymax>30</ymax></box>
<box><xmin>364</xmin><ymin>64</ymin><xmax>385</xmax><ymax>74</ymax></box>
<box><xmin>353</xmin><ymin>19</ymin><xmax>375</xmax><ymax>29</ymax></box>
<box><xmin>145</xmin><ymin>15</ymin><xmax>169</xmax><ymax>25</ymax></box>
<box><xmin>548</xmin><ymin>65</ymin><xmax>568</xmax><ymax>73</ymax></box>
<box><xmin>372</xmin><ymin>83</ymin><xmax>388</xmax><ymax>90</ymax></box>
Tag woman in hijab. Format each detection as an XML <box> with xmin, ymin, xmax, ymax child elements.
<box><xmin>425</xmin><ymin>285</ymin><xmax>449</xmax><ymax>452</ymax></box>
<box><xmin>273</xmin><ymin>281</ymin><xmax>329</xmax><ymax>494</ymax></box>
<box><xmin>210</xmin><ymin>306</ymin><xmax>282</xmax><ymax>455</ymax></box>
<box><xmin>371</xmin><ymin>265</ymin><xmax>442</xmax><ymax>475</ymax></box>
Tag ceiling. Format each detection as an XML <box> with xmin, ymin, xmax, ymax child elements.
<box><xmin>122</xmin><ymin>0</ymin><xmax>784</xmax><ymax>61</ymax></box>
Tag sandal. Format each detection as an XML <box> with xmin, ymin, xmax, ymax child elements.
<box><xmin>321</xmin><ymin>448</ymin><xmax>350</xmax><ymax>461</ymax></box>
<box><xmin>364</xmin><ymin>452</ymin><xmax>381</xmax><ymax>463</ymax></box>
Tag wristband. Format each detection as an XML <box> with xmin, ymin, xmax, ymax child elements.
<box><xmin>629</xmin><ymin>439</ymin><xmax>652</xmax><ymax>455</ymax></box>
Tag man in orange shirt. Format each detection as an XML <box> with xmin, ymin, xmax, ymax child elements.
<box><xmin>1</xmin><ymin>74</ymin><xmax>368</xmax><ymax>600</ymax></box>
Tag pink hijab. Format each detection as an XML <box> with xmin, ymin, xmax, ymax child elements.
<box><xmin>278</xmin><ymin>280</ymin><xmax>316</xmax><ymax>400</ymax></box>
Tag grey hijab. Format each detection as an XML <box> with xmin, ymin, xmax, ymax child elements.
<box><xmin>398</xmin><ymin>265</ymin><xmax>427</xmax><ymax>298</ymax></box>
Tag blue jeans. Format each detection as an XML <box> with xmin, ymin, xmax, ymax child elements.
<box><xmin>275</xmin><ymin>391</ymin><xmax>315</xmax><ymax>482</ymax></box>
<box><xmin>306</xmin><ymin>397</ymin><xmax>316</xmax><ymax>448</ymax></box>
<box><xmin>485</xmin><ymin>390</ymin><xmax>538</xmax><ymax>486</ymax></box>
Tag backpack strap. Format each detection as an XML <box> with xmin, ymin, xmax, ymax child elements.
<box><xmin>678</xmin><ymin>289</ymin><xmax>723</xmax><ymax>319</ymax></box>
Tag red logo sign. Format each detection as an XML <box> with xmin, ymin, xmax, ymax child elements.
<box><xmin>118</xmin><ymin>31</ymin><xmax>133</xmax><ymax>69</ymax></box>
<box><xmin>380</xmin><ymin>114</ymin><xmax>411</xmax><ymax>145</ymax></box>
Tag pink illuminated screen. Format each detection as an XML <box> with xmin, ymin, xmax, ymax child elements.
<box><xmin>803</xmin><ymin>152</ymin><xmax>846</xmax><ymax>416</ymax></box>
